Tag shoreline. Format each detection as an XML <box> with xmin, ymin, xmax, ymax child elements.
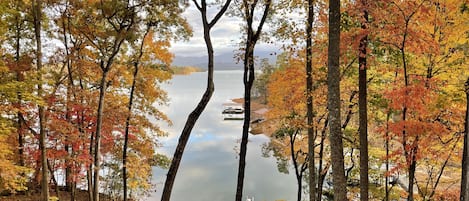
<box><xmin>230</xmin><ymin>98</ymin><xmax>276</xmax><ymax>137</ymax></box>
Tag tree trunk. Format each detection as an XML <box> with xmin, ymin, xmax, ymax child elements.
<box><xmin>71</xmin><ymin>181</ymin><xmax>76</xmax><ymax>201</ymax></box>
<box><xmin>161</xmin><ymin>1</ymin><xmax>231</xmax><ymax>200</ymax></box>
<box><xmin>327</xmin><ymin>0</ymin><xmax>347</xmax><ymax>200</ymax></box>
<box><xmin>408</xmin><ymin>150</ymin><xmax>418</xmax><ymax>201</ymax></box>
<box><xmin>47</xmin><ymin>159</ymin><xmax>60</xmax><ymax>199</ymax></box>
<box><xmin>123</xmin><ymin>28</ymin><xmax>148</xmax><ymax>201</ymax></box>
<box><xmin>236</xmin><ymin>1</ymin><xmax>271</xmax><ymax>201</ymax></box>
<box><xmin>358</xmin><ymin>1</ymin><xmax>369</xmax><ymax>200</ymax></box>
<box><xmin>385</xmin><ymin>113</ymin><xmax>390</xmax><ymax>201</ymax></box>
<box><xmin>290</xmin><ymin>129</ymin><xmax>308</xmax><ymax>201</ymax></box>
<box><xmin>33</xmin><ymin>0</ymin><xmax>49</xmax><ymax>200</ymax></box>
<box><xmin>461</xmin><ymin>78</ymin><xmax>469</xmax><ymax>201</ymax></box>
<box><xmin>237</xmin><ymin>46</ymin><xmax>253</xmax><ymax>201</ymax></box>
<box><xmin>62</xmin><ymin>10</ymin><xmax>74</xmax><ymax>193</ymax></box>
<box><xmin>400</xmin><ymin>20</ymin><xmax>416</xmax><ymax>201</ymax></box>
<box><xmin>123</xmin><ymin>62</ymin><xmax>138</xmax><ymax>201</ymax></box>
<box><xmin>93</xmin><ymin>68</ymin><xmax>108</xmax><ymax>201</ymax></box>
<box><xmin>14</xmin><ymin>7</ymin><xmax>25</xmax><ymax>168</ymax></box>
<box><xmin>317</xmin><ymin>117</ymin><xmax>328</xmax><ymax>201</ymax></box>
<box><xmin>88</xmin><ymin>133</ymin><xmax>94</xmax><ymax>201</ymax></box>
<box><xmin>306</xmin><ymin>0</ymin><xmax>316</xmax><ymax>200</ymax></box>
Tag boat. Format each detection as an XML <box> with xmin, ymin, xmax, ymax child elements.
<box><xmin>222</xmin><ymin>104</ymin><xmax>244</xmax><ymax>120</ymax></box>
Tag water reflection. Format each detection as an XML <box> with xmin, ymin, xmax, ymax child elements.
<box><xmin>147</xmin><ymin>71</ymin><xmax>296</xmax><ymax>201</ymax></box>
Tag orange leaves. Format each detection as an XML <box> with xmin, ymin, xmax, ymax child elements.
<box><xmin>267</xmin><ymin>57</ymin><xmax>306</xmax><ymax>120</ymax></box>
<box><xmin>371</xmin><ymin>0</ymin><xmax>440</xmax><ymax>56</ymax></box>
<box><xmin>384</xmin><ymin>77</ymin><xmax>437</xmax><ymax>114</ymax></box>
<box><xmin>143</xmin><ymin>31</ymin><xmax>174</xmax><ymax>65</ymax></box>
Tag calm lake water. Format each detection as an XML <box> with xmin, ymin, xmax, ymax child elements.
<box><xmin>146</xmin><ymin>71</ymin><xmax>297</xmax><ymax>201</ymax></box>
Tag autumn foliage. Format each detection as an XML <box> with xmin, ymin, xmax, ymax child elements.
<box><xmin>259</xmin><ymin>0</ymin><xmax>469</xmax><ymax>200</ymax></box>
<box><xmin>0</xmin><ymin>0</ymin><xmax>468</xmax><ymax>200</ymax></box>
<box><xmin>0</xmin><ymin>0</ymin><xmax>189</xmax><ymax>200</ymax></box>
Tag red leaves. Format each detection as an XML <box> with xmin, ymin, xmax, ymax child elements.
<box><xmin>382</xmin><ymin>77</ymin><xmax>455</xmax><ymax>172</ymax></box>
<box><xmin>384</xmin><ymin>76</ymin><xmax>437</xmax><ymax>114</ymax></box>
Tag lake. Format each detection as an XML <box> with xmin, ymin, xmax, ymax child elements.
<box><xmin>146</xmin><ymin>71</ymin><xmax>297</xmax><ymax>201</ymax></box>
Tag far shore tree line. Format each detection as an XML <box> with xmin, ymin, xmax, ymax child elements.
<box><xmin>170</xmin><ymin>66</ymin><xmax>204</xmax><ymax>75</ymax></box>
<box><xmin>0</xmin><ymin>1</ymin><xmax>468</xmax><ymax>201</ymax></box>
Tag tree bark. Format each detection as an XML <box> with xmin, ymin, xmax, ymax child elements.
<box><xmin>32</xmin><ymin>0</ymin><xmax>49</xmax><ymax>200</ymax></box>
<box><xmin>236</xmin><ymin>1</ymin><xmax>271</xmax><ymax>201</ymax></box>
<box><xmin>461</xmin><ymin>78</ymin><xmax>469</xmax><ymax>201</ymax></box>
<box><xmin>385</xmin><ymin>113</ymin><xmax>390</xmax><ymax>201</ymax></box>
<box><xmin>317</xmin><ymin>117</ymin><xmax>328</xmax><ymax>201</ymax></box>
<box><xmin>123</xmin><ymin>59</ymin><xmax>138</xmax><ymax>201</ymax></box>
<box><xmin>306</xmin><ymin>0</ymin><xmax>316</xmax><ymax>200</ymax></box>
<box><xmin>327</xmin><ymin>0</ymin><xmax>347</xmax><ymax>200</ymax></box>
<box><xmin>93</xmin><ymin>68</ymin><xmax>108</xmax><ymax>201</ymax></box>
<box><xmin>358</xmin><ymin>1</ymin><xmax>369</xmax><ymax>200</ymax></box>
<box><xmin>161</xmin><ymin>1</ymin><xmax>231</xmax><ymax>200</ymax></box>
<box><xmin>88</xmin><ymin>132</ymin><xmax>94</xmax><ymax>201</ymax></box>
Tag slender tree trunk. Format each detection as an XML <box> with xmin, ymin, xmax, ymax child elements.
<box><xmin>236</xmin><ymin>2</ymin><xmax>271</xmax><ymax>201</ymax></box>
<box><xmin>358</xmin><ymin>1</ymin><xmax>369</xmax><ymax>200</ymax></box>
<box><xmin>461</xmin><ymin>78</ymin><xmax>469</xmax><ymax>201</ymax></box>
<box><xmin>400</xmin><ymin>20</ymin><xmax>417</xmax><ymax>201</ymax></box>
<box><xmin>290</xmin><ymin>130</ymin><xmax>307</xmax><ymax>201</ymax></box>
<box><xmin>237</xmin><ymin>30</ymin><xmax>255</xmax><ymax>201</ymax></box>
<box><xmin>291</xmin><ymin>130</ymin><xmax>301</xmax><ymax>201</ymax></box>
<box><xmin>93</xmin><ymin>68</ymin><xmax>109</xmax><ymax>201</ymax></box>
<box><xmin>123</xmin><ymin>63</ymin><xmax>138</xmax><ymax>201</ymax></box>
<box><xmin>33</xmin><ymin>1</ymin><xmax>49</xmax><ymax>200</ymax></box>
<box><xmin>317</xmin><ymin>117</ymin><xmax>328</xmax><ymax>201</ymax></box>
<box><xmin>161</xmin><ymin>1</ymin><xmax>231</xmax><ymax>200</ymax></box>
<box><xmin>90</xmin><ymin>5</ymin><xmax>134</xmax><ymax>201</ymax></box>
<box><xmin>385</xmin><ymin>113</ymin><xmax>390</xmax><ymax>201</ymax></box>
<box><xmin>306</xmin><ymin>0</ymin><xmax>316</xmax><ymax>200</ymax></box>
<box><xmin>88</xmin><ymin>133</ymin><xmax>94</xmax><ymax>201</ymax></box>
<box><xmin>47</xmin><ymin>159</ymin><xmax>60</xmax><ymax>198</ymax></box>
<box><xmin>160</xmin><ymin>21</ymin><xmax>214</xmax><ymax>201</ymax></box>
<box><xmin>17</xmin><ymin>107</ymin><xmax>24</xmax><ymax>167</ymax></box>
<box><xmin>62</xmin><ymin>9</ymin><xmax>74</xmax><ymax>193</ymax></box>
<box><xmin>298</xmin><ymin>175</ymin><xmax>303</xmax><ymax>201</ymax></box>
<box><xmin>15</xmin><ymin>11</ymin><xmax>25</xmax><ymax>168</ymax></box>
<box><xmin>327</xmin><ymin>0</ymin><xmax>347</xmax><ymax>200</ymax></box>
<box><xmin>428</xmin><ymin>140</ymin><xmax>459</xmax><ymax>199</ymax></box>
<box><xmin>123</xmin><ymin>29</ymin><xmax>148</xmax><ymax>201</ymax></box>
<box><xmin>408</xmin><ymin>149</ymin><xmax>418</xmax><ymax>201</ymax></box>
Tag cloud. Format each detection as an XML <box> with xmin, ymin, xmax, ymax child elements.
<box><xmin>170</xmin><ymin>2</ymin><xmax>279</xmax><ymax>58</ymax></box>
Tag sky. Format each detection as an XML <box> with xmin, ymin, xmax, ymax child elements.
<box><xmin>169</xmin><ymin>2</ymin><xmax>281</xmax><ymax>58</ymax></box>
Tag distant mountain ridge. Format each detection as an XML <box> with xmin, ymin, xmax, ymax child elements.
<box><xmin>171</xmin><ymin>51</ymin><xmax>277</xmax><ymax>70</ymax></box>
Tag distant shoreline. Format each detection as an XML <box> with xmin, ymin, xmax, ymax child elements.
<box><xmin>171</xmin><ymin>66</ymin><xmax>205</xmax><ymax>75</ymax></box>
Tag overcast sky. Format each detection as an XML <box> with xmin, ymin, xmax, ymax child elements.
<box><xmin>169</xmin><ymin>2</ymin><xmax>281</xmax><ymax>58</ymax></box>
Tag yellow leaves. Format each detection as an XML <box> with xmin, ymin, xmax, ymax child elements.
<box><xmin>0</xmin><ymin>117</ymin><xmax>30</xmax><ymax>193</ymax></box>
<box><xmin>267</xmin><ymin>57</ymin><xmax>306</xmax><ymax>119</ymax></box>
<box><xmin>142</xmin><ymin>31</ymin><xmax>174</xmax><ymax>65</ymax></box>
<box><xmin>126</xmin><ymin>154</ymin><xmax>152</xmax><ymax>191</ymax></box>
